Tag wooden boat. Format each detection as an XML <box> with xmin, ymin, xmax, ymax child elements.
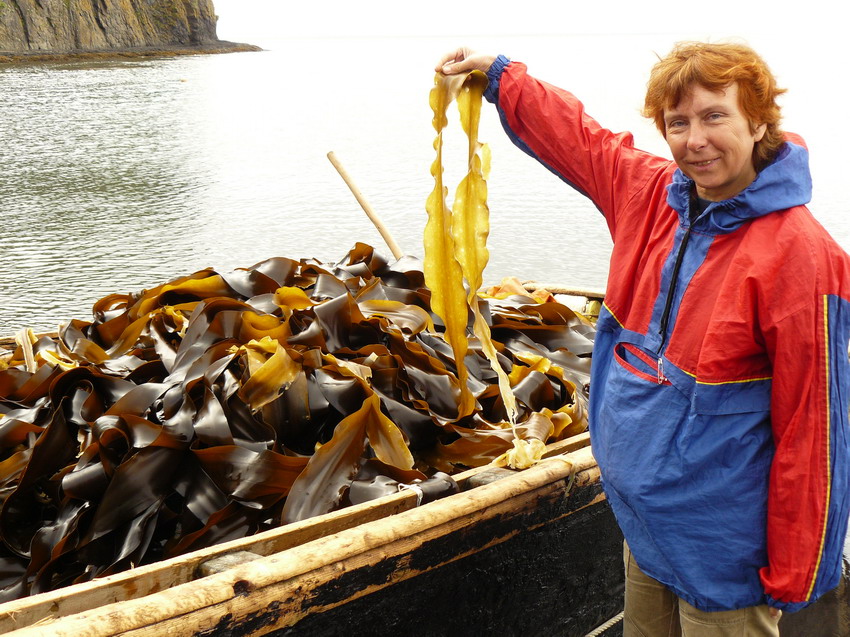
<box><xmin>0</xmin><ymin>434</ymin><xmax>626</xmax><ymax>636</ymax></box>
<box><xmin>0</xmin><ymin>301</ymin><xmax>626</xmax><ymax>635</ymax></box>
<box><xmin>0</xmin><ymin>286</ymin><xmax>846</xmax><ymax>637</ymax></box>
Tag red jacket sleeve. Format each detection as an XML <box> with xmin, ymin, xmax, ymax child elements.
<box><xmin>758</xmin><ymin>220</ymin><xmax>850</xmax><ymax>610</ymax></box>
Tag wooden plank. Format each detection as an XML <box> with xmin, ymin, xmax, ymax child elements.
<box><xmin>522</xmin><ymin>281</ymin><xmax>606</xmax><ymax>300</ymax></box>
<box><xmin>541</xmin><ymin>431</ymin><xmax>590</xmax><ymax>457</ymax></box>
<box><xmin>4</xmin><ymin>446</ymin><xmax>598</xmax><ymax>636</ymax></box>
<box><xmin>0</xmin><ymin>434</ymin><xmax>590</xmax><ymax>632</ymax></box>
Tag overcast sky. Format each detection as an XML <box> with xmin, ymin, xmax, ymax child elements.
<box><xmin>208</xmin><ymin>0</ymin><xmax>848</xmax><ymax>197</ymax></box>
<box><xmin>213</xmin><ymin>0</ymin><xmax>836</xmax><ymax>41</ymax></box>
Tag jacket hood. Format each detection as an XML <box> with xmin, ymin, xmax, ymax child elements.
<box><xmin>666</xmin><ymin>136</ymin><xmax>813</xmax><ymax>234</ymax></box>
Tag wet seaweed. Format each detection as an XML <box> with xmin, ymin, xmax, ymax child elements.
<box><xmin>0</xmin><ymin>244</ymin><xmax>593</xmax><ymax>600</ymax></box>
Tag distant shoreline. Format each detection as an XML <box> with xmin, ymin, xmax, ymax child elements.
<box><xmin>0</xmin><ymin>40</ymin><xmax>262</xmax><ymax>64</ymax></box>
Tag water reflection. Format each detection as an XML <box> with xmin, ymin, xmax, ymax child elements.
<box><xmin>1</xmin><ymin>60</ymin><xmax>210</xmax><ymax>332</ymax></box>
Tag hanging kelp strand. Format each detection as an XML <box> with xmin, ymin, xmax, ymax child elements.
<box><xmin>425</xmin><ymin>72</ymin><xmax>477</xmax><ymax>419</ymax></box>
<box><xmin>427</xmin><ymin>70</ymin><xmax>530</xmax><ymax>465</ymax></box>
<box><xmin>451</xmin><ymin>72</ymin><xmax>519</xmax><ymax>427</ymax></box>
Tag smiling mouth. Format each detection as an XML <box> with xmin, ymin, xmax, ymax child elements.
<box><xmin>690</xmin><ymin>158</ymin><xmax>717</xmax><ymax>167</ymax></box>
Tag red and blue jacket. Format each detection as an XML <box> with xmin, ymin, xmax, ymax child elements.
<box><xmin>485</xmin><ymin>55</ymin><xmax>850</xmax><ymax>612</ymax></box>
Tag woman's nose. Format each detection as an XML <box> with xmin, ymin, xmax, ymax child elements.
<box><xmin>687</xmin><ymin>124</ymin><xmax>708</xmax><ymax>151</ymax></box>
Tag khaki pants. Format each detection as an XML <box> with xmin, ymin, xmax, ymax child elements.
<box><xmin>623</xmin><ymin>542</ymin><xmax>780</xmax><ymax>637</ymax></box>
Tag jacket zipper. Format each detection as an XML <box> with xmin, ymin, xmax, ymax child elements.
<box><xmin>656</xmin><ymin>225</ymin><xmax>693</xmax><ymax>383</ymax></box>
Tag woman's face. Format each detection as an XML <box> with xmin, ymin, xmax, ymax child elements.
<box><xmin>663</xmin><ymin>83</ymin><xmax>766</xmax><ymax>202</ymax></box>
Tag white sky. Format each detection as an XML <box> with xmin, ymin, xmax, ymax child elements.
<box><xmin>214</xmin><ymin>0</ymin><xmax>837</xmax><ymax>40</ymax></box>
<box><xmin>208</xmin><ymin>0</ymin><xmax>849</xmax><ymax>235</ymax></box>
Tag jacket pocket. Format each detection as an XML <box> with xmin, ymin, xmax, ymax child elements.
<box><xmin>595</xmin><ymin>341</ymin><xmax>692</xmax><ymax>494</ymax></box>
<box><xmin>613</xmin><ymin>342</ymin><xmax>670</xmax><ymax>386</ymax></box>
<box><xmin>692</xmin><ymin>378</ymin><xmax>772</xmax><ymax>415</ymax></box>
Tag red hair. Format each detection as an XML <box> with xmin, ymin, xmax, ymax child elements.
<box><xmin>643</xmin><ymin>41</ymin><xmax>787</xmax><ymax>170</ymax></box>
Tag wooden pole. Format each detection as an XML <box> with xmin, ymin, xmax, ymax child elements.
<box><xmin>521</xmin><ymin>281</ymin><xmax>606</xmax><ymax>301</ymax></box>
<box><xmin>326</xmin><ymin>151</ymin><xmax>405</xmax><ymax>260</ymax></box>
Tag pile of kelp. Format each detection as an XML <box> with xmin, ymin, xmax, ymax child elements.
<box><xmin>0</xmin><ymin>243</ymin><xmax>594</xmax><ymax>600</ymax></box>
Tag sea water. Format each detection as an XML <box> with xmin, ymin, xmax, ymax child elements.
<box><xmin>1</xmin><ymin>2</ymin><xmax>847</xmax><ymax>334</ymax></box>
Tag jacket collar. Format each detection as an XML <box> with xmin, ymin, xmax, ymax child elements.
<box><xmin>666</xmin><ymin>139</ymin><xmax>813</xmax><ymax>234</ymax></box>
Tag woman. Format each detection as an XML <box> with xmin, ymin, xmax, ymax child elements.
<box><xmin>437</xmin><ymin>42</ymin><xmax>850</xmax><ymax>636</ymax></box>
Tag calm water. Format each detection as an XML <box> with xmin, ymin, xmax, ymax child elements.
<box><xmin>1</xmin><ymin>4</ymin><xmax>848</xmax><ymax>335</ymax></box>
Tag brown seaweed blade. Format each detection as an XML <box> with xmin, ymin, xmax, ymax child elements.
<box><xmin>281</xmin><ymin>389</ymin><xmax>415</xmax><ymax>524</ymax></box>
<box><xmin>450</xmin><ymin>71</ymin><xmax>491</xmax><ymax>296</ymax></box>
<box><xmin>235</xmin><ymin>337</ymin><xmax>301</xmax><ymax>411</ymax></box>
<box><xmin>451</xmin><ymin>72</ymin><xmax>519</xmax><ymax>426</ymax></box>
<box><xmin>426</xmin><ymin>71</ymin><xmax>519</xmax><ymax>429</ymax></box>
<box><xmin>424</xmin><ymin>73</ymin><xmax>477</xmax><ymax>419</ymax></box>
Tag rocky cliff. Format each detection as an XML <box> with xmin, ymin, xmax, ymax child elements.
<box><xmin>0</xmin><ymin>0</ymin><xmax>239</xmax><ymax>55</ymax></box>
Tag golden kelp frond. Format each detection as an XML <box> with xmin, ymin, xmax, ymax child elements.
<box><xmin>451</xmin><ymin>71</ymin><xmax>490</xmax><ymax>296</ymax></box>
<box><xmin>0</xmin><ymin>242</ymin><xmax>593</xmax><ymax>600</ymax></box>
<box><xmin>425</xmin><ymin>73</ymin><xmax>477</xmax><ymax>419</ymax></box>
<box><xmin>133</xmin><ymin>272</ymin><xmax>234</xmax><ymax>318</ymax></box>
<box><xmin>429</xmin><ymin>72</ymin><xmax>468</xmax><ymax>134</ymax></box>
<box><xmin>274</xmin><ymin>286</ymin><xmax>319</xmax><ymax>318</ymax></box>
<box><xmin>453</xmin><ymin>73</ymin><xmax>518</xmax><ymax>426</ymax></box>
<box><xmin>472</xmin><ymin>312</ymin><xmax>518</xmax><ymax>424</ymax></box>
<box><xmin>426</xmin><ymin>70</ymin><xmax>518</xmax><ymax>426</ymax></box>
<box><xmin>362</xmin><ymin>393</ymin><xmax>414</xmax><ymax>471</ymax></box>
<box><xmin>324</xmin><ymin>353</ymin><xmax>374</xmax><ymax>383</ymax></box>
<box><xmin>235</xmin><ymin>337</ymin><xmax>301</xmax><ymax>411</ymax></box>
<box><xmin>282</xmin><ymin>390</ymin><xmax>418</xmax><ymax>524</ymax></box>
<box><xmin>493</xmin><ymin>437</ymin><xmax>547</xmax><ymax>470</ymax></box>
<box><xmin>15</xmin><ymin>328</ymin><xmax>37</xmax><ymax>373</ymax></box>
<box><xmin>236</xmin><ymin>310</ymin><xmax>292</xmax><ymax>345</ymax></box>
<box><xmin>11</xmin><ymin>328</ymin><xmax>81</xmax><ymax>372</ymax></box>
